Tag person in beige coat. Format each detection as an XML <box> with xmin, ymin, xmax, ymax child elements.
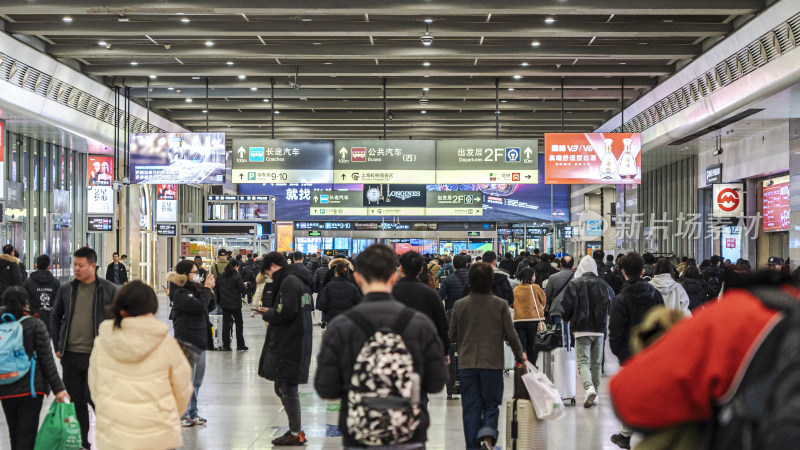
<box><xmin>512</xmin><ymin>267</ymin><xmax>547</xmax><ymax>367</ymax></box>
<box><xmin>89</xmin><ymin>281</ymin><xmax>192</xmax><ymax>450</ymax></box>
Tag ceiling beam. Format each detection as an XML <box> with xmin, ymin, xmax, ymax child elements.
<box><xmin>164</xmin><ymin>110</ymin><xmax>603</xmax><ymax>121</ymax></box>
<box><xmin>148</xmin><ymin>98</ymin><xmax>622</xmax><ymax>110</ymax></box>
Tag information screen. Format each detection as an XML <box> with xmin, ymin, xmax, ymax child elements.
<box><xmin>88</xmin><ymin>216</ymin><xmax>113</xmax><ymax>232</ymax></box>
<box><xmin>130</xmin><ymin>132</ymin><xmax>226</xmax><ymax>184</ymax></box>
<box><xmin>763</xmin><ymin>181</ymin><xmax>790</xmax><ymax>232</ymax></box>
<box><xmin>156</xmin><ymin>224</ymin><xmax>177</xmax><ymax>236</ymax></box>
<box><xmin>87</xmin><ymin>155</ymin><xmax>114</xmax><ymax>214</ymax></box>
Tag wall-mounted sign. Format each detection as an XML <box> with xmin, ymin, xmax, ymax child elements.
<box><xmin>712</xmin><ymin>183</ymin><xmax>744</xmax><ymax>217</ymax></box>
<box><xmin>544</xmin><ymin>133</ymin><xmax>641</xmax><ymax>184</ymax></box>
<box><xmin>763</xmin><ymin>180</ymin><xmax>790</xmax><ymax>232</ymax></box>
<box><xmin>333</xmin><ymin>140</ymin><xmax>436</xmax><ymax>184</ymax></box>
<box><xmin>467</xmin><ymin>231</ymin><xmax>480</xmax><ymax>237</ymax></box>
<box><xmin>435</xmin><ymin>139</ymin><xmax>538</xmax><ymax>184</ymax></box>
<box><xmin>156</xmin><ymin>224</ymin><xmax>177</xmax><ymax>236</ymax></box>
<box><xmin>585</xmin><ymin>220</ymin><xmax>603</xmax><ymax>236</ymax></box>
<box><xmin>130</xmin><ymin>132</ymin><xmax>226</xmax><ymax>184</ymax></box>
<box><xmin>87</xmin><ymin>155</ymin><xmax>114</xmax><ymax>214</ymax></box>
<box><xmin>706</xmin><ymin>163</ymin><xmax>722</xmax><ymax>185</ymax></box>
<box><xmin>88</xmin><ymin>216</ymin><xmax>113</xmax><ymax>232</ymax></box>
<box><xmin>308</xmin><ymin>230</ymin><xmax>322</xmax><ymax>237</ymax></box>
<box><xmin>232</xmin><ymin>139</ymin><xmax>334</xmax><ymax>184</ymax></box>
<box><xmin>563</xmin><ymin>226</ymin><xmax>574</xmax><ymax>239</ymax></box>
<box><xmin>156</xmin><ymin>184</ymin><xmax>178</xmax><ymax>222</ymax></box>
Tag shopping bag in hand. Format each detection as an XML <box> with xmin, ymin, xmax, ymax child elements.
<box><xmin>521</xmin><ymin>361</ymin><xmax>565</xmax><ymax>420</ymax></box>
<box><xmin>34</xmin><ymin>401</ymin><xmax>83</xmax><ymax>450</ymax></box>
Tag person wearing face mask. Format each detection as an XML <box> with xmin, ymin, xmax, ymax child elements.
<box><xmin>168</xmin><ymin>260</ymin><xmax>216</xmax><ymax>427</ymax></box>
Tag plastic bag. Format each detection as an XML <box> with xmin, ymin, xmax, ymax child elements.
<box><xmin>34</xmin><ymin>401</ymin><xmax>83</xmax><ymax>450</ymax></box>
<box><xmin>521</xmin><ymin>361</ymin><xmax>565</xmax><ymax>420</ymax></box>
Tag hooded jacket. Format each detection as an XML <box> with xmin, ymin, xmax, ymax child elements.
<box><xmin>0</xmin><ymin>253</ymin><xmax>23</xmax><ymax>294</ymax></box>
<box><xmin>89</xmin><ymin>316</ymin><xmax>192</xmax><ymax>450</ymax></box>
<box><xmin>649</xmin><ymin>273</ymin><xmax>692</xmax><ymax>317</ymax></box>
<box><xmin>24</xmin><ymin>269</ymin><xmax>61</xmax><ymax>318</ymax></box>
<box><xmin>319</xmin><ymin>276</ymin><xmax>362</xmax><ymax>322</ymax></box>
<box><xmin>0</xmin><ymin>313</ymin><xmax>64</xmax><ymax>400</ymax></box>
<box><xmin>168</xmin><ymin>272</ymin><xmax>215</xmax><ymax>349</ymax></box>
<box><xmin>50</xmin><ymin>277</ymin><xmax>118</xmax><ymax>354</ymax></box>
<box><xmin>560</xmin><ymin>256</ymin><xmax>615</xmax><ymax>334</ymax></box>
<box><xmin>608</xmin><ymin>279</ymin><xmax>665</xmax><ymax>364</ymax></box>
<box><xmin>259</xmin><ymin>263</ymin><xmax>313</xmax><ymax>384</ymax></box>
<box><xmin>679</xmin><ymin>277</ymin><xmax>708</xmax><ymax>311</ymax></box>
<box><xmin>438</xmin><ymin>267</ymin><xmax>468</xmax><ymax>311</ymax></box>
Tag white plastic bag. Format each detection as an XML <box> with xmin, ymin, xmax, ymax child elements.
<box><xmin>521</xmin><ymin>361</ymin><xmax>565</xmax><ymax>420</ymax></box>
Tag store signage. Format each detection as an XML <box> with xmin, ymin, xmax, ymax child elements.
<box><xmin>333</xmin><ymin>140</ymin><xmax>436</xmax><ymax>184</ymax></box>
<box><xmin>87</xmin><ymin>155</ymin><xmax>114</xmax><ymax>215</ymax></box>
<box><xmin>763</xmin><ymin>180</ymin><xmax>790</xmax><ymax>232</ymax></box>
<box><xmin>232</xmin><ymin>139</ymin><xmax>334</xmax><ymax>184</ymax></box>
<box><xmin>585</xmin><ymin>220</ymin><xmax>603</xmax><ymax>236</ymax></box>
<box><xmin>309</xmin><ymin>230</ymin><xmax>322</xmax><ymax>237</ymax></box>
<box><xmin>544</xmin><ymin>133</ymin><xmax>642</xmax><ymax>184</ymax></box>
<box><xmin>156</xmin><ymin>184</ymin><xmax>177</xmax><ymax>222</ymax></box>
<box><xmin>706</xmin><ymin>163</ymin><xmax>722</xmax><ymax>185</ymax></box>
<box><xmin>88</xmin><ymin>216</ymin><xmax>113</xmax><ymax>232</ymax></box>
<box><xmin>156</xmin><ymin>224</ymin><xmax>177</xmax><ymax>236</ymax></box>
<box><xmin>435</xmin><ymin>139</ymin><xmax>538</xmax><ymax>184</ymax></box>
<box><xmin>439</xmin><ymin>222</ymin><xmax>495</xmax><ymax>231</ymax></box>
<box><xmin>526</xmin><ymin>227</ymin><xmax>549</xmax><ymax>237</ymax></box>
<box><xmin>712</xmin><ymin>183</ymin><xmax>744</xmax><ymax>217</ymax></box>
<box><xmin>130</xmin><ymin>132</ymin><xmax>226</xmax><ymax>184</ymax></box>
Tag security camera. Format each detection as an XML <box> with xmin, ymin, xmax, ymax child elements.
<box><xmin>713</xmin><ymin>148</ymin><xmax>723</xmax><ymax>156</ymax></box>
<box><xmin>111</xmin><ymin>180</ymin><xmax>123</xmax><ymax>192</ymax></box>
<box><xmin>420</xmin><ymin>34</ymin><xmax>434</xmax><ymax>46</ymax></box>
<box><xmin>121</xmin><ymin>176</ymin><xmax>131</xmax><ymax>186</ymax></box>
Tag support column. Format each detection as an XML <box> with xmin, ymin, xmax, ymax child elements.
<box><xmin>789</xmin><ymin>117</ymin><xmax>800</xmax><ymax>271</ymax></box>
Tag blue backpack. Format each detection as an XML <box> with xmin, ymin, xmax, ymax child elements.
<box><xmin>0</xmin><ymin>314</ymin><xmax>37</xmax><ymax>397</ymax></box>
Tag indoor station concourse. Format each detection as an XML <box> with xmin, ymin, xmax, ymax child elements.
<box><xmin>0</xmin><ymin>0</ymin><xmax>798</xmax><ymax>449</ymax></box>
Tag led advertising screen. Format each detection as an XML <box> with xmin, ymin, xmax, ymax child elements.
<box><xmin>130</xmin><ymin>132</ymin><xmax>225</xmax><ymax>184</ymax></box>
<box><xmin>156</xmin><ymin>184</ymin><xmax>178</xmax><ymax>222</ymax></box>
<box><xmin>544</xmin><ymin>133</ymin><xmax>641</xmax><ymax>184</ymax></box>
<box><xmin>763</xmin><ymin>180</ymin><xmax>790</xmax><ymax>232</ymax></box>
<box><xmin>87</xmin><ymin>155</ymin><xmax>114</xmax><ymax>214</ymax></box>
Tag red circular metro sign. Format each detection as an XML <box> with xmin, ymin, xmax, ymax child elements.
<box><xmin>716</xmin><ymin>188</ymin><xmax>740</xmax><ymax>212</ymax></box>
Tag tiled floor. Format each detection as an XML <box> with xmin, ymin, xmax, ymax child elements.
<box><xmin>0</xmin><ymin>295</ymin><xmax>628</xmax><ymax>449</ymax></box>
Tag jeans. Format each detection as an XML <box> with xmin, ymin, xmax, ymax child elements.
<box><xmin>514</xmin><ymin>321</ymin><xmax>539</xmax><ymax>367</ymax></box>
<box><xmin>575</xmin><ymin>335</ymin><xmax>604</xmax><ymax>392</ymax></box>
<box><xmin>274</xmin><ymin>381</ymin><xmax>301</xmax><ymax>433</ymax></box>
<box><xmin>1</xmin><ymin>395</ymin><xmax>44</xmax><ymax>450</ymax></box>
<box><xmin>222</xmin><ymin>308</ymin><xmax>246</xmax><ymax>349</ymax></box>
<box><xmin>459</xmin><ymin>369</ymin><xmax>503</xmax><ymax>449</ymax></box>
<box><xmin>61</xmin><ymin>351</ymin><xmax>93</xmax><ymax>449</ymax></box>
<box><xmin>184</xmin><ymin>350</ymin><xmax>207</xmax><ymax>419</ymax></box>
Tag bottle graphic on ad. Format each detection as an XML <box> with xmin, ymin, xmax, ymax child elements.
<box><xmin>617</xmin><ymin>138</ymin><xmax>638</xmax><ymax>179</ymax></box>
<box><xmin>599</xmin><ymin>138</ymin><xmax>618</xmax><ymax>179</ymax></box>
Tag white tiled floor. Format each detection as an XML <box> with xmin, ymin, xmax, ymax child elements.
<box><xmin>0</xmin><ymin>295</ymin><xmax>628</xmax><ymax>449</ymax></box>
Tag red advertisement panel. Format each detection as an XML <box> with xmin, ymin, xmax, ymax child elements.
<box><xmin>763</xmin><ymin>181</ymin><xmax>790</xmax><ymax>232</ymax></box>
<box><xmin>156</xmin><ymin>184</ymin><xmax>177</xmax><ymax>200</ymax></box>
<box><xmin>88</xmin><ymin>155</ymin><xmax>114</xmax><ymax>187</ymax></box>
<box><xmin>544</xmin><ymin>133</ymin><xmax>641</xmax><ymax>184</ymax></box>
<box><xmin>0</xmin><ymin>120</ymin><xmax>5</xmax><ymax>162</ymax></box>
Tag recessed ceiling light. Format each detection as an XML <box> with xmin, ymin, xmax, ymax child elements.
<box><xmin>513</xmin><ymin>74</ymin><xmax>522</xmax><ymax>80</ymax></box>
<box><xmin>226</xmin><ymin>61</ymin><xmax>234</xmax><ymax>66</ymax></box>
<box><xmin>313</xmin><ymin>42</ymin><xmax>322</xmax><ymax>45</ymax></box>
<box><xmin>185</xmin><ymin>98</ymin><xmax>192</xmax><ymax>103</ymax></box>
<box><xmin>424</xmin><ymin>19</ymin><xmax>433</xmax><ymax>24</ymax></box>
<box><xmin>495</xmin><ymin>110</ymin><xmax>501</xmax><ymax>114</ymax></box>
<box><xmin>619</xmin><ymin>62</ymin><xmax>627</xmax><ymax>65</ymax></box>
<box><xmin>501</xmin><ymin>100</ymin><xmax>508</xmax><ymax>103</ymax></box>
<box><xmin>263</xmin><ymin>99</ymin><xmax>270</xmax><ymax>102</ymax></box>
<box><xmin>250</xmin><ymin>87</ymin><xmax>258</xmax><ymax>91</ymax></box>
<box><xmin>167</xmin><ymin>87</ymin><xmax>174</xmax><ymax>90</ymax></box>
<box><xmin>423</xmin><ymin>62</ymin><xmax>431</xmax><ymax>67</ymax></box>
<box><xmin>205</xmin><ymin>41</ymin><xmax>214</xmax><ymax>47</ymax></box>
<box><xmin>421</xmin><ymin>110</ymin><xmax>427</xmax><ymax>114</ymax></box>
<box><xmin>521</xmin><ymin>62</ymin><xmax>529</xmax><ymax>67</ymax></box>
<box><xmin>544</xmin><ymin>17</ymin><xmax>556</xmax><ymax>24</ymax></box>
<box><xmin>63</xmin><ymin>16</ymin><xmax>73</xmax><ymax>23</ymax></box>
<box><xmin>274</xmin><ymin>110</ymin><xmax>280</xmax><ymax>114</ymax></box>
<box><xmin>130</xmin><ymin>61</ymin><xmax>138</xmax><ymax>66</ymax></box>
<box><xmin>324</xmin><ymin>62</ymin><xmax>333</xmax><ymax>65</ymax></box>
<box><xmin>202</xmin><ymin>110</ymin><xmax>208</xmax><ymax>114</ymax></box>
<box><xmin>98</xmin><ymin>41</ymin><xmax>107</xmax><ymax>46</ymax></box>
<box><xmin>238</xmin><ymin>75</ymin><xmax>246</xmax><ymax>79</ymax></box>
<box><xmin>180</xmin><ymin>18</ymin><xmax>190</xmax><ymax>23</ymax></box>
<box><xmin>531</xmin><ymin>41</ymin><xmax>541</xmax><ymax>47</ymax></box>
<box><xmin>301</xmin><ymin>18</ymin><xmax>312</xmax><ymax>22</ymax></box>
<box><xmin>149</xmin><ymin>75</ymin><xmax>157</xmax><ymax>79</ymax></box>
<box><xmin>508</xmin><ymin>88</ymin><xmax>515</xmax><ymax>91</ymax></box>
<box><xmin>422</xmin><ymin>87</ymin><xmax>430</xmax><ymax>91</ymax></box>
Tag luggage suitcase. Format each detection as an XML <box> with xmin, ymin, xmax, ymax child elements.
<box><xmin>551</xmin><ymin>322</ymin><xmax>577</xmax><ymax>406</ymax></box>
<box><xmin>446</xmin><ymin>343</ymin><xmax>459</xmax><ymax>399</ymax></box>
<box><xmin>209</xmin><ymin>314</ymin><xmax>222</xmax><ymax>350</ymax></box>
<box><xmin>505</xmin><ymin>398</ymin><xmax>548</xmax><ymax>450</ymax></box>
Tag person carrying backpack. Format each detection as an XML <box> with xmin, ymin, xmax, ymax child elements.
<box><xmin>0</xmin><ymin>287</ymin><xmax>69</xmax><ymax>450</ymax></box>
<box><xmin>23</xmin><ymin>254</ymin><xmax>61</xmax><ymax>337</ymax></box>
<box><xmin>315</xmin><ymin>244</ymin><xmax>448</xmax><ymax>448</ymax></box>
<box><xmin>702</xmin><ymin>255</ymin><xmax>724</xmax><ymax>300</ymax></box>
<box><xmin>0</xmin><ymin>245</ymin><xmax>23</xmax><ymax>297</ymax></box>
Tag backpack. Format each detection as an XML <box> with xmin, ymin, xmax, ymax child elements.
<box><xmin>708</xmin><ymin>287</ymin><xmax>800</xmax><ymax>449</ymax></box>
<box><xmin>0</xmin><ymin>314</ymin><xmax>37</xmax><ymax>396</ymax></box>
<box><xmin>345</xmin><ymin>308</ymin><xmax>422</xmax><ymax>446</ymax></box>
<box><xmin>704</xmin><ymin>268</ymin><xmax>723</xmax><ymax>299</ymax></box>
<box><xmin>438</xmin><ymin>264</ymin><xmax>455</xmax><ymax>280</ymax></box>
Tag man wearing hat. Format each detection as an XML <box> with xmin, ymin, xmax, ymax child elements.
<box><xmin>767</xmin><ymin>256</ymin><xmax>784</xmax><ymax>272</ymax></box>
<box><xmin>211</xmin><ymin>249</ymin><xmax>230</xmax><ymax>279</ymax></box>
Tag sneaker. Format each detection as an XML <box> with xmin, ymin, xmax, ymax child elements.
<box><xmin>584</xmin><ymin>386</ymin><xmax>597</xmax><ymax>408</ymax></box>
<box><xmin>272</xmin><ymin>430</ymin><xmax>307</xmax><ymax>446</ymax></box>
<box><xmin>480</xmin><ymin>440</ymin><xmax>494</xmax><ymax>450</ymax></box>
<box><xmin>192</xmin><ymin>416</ymin><xmax>207</xmax><ymax>426</ymax></box>
<box><xmin>181</xmin><ymin>417</ymin><xmax>194</xmax><ymax>427</ymax></box>
<box><xmin>610</xmin><ymin>433</ymin><xmax>631</xmax><ymax>449</ymax></box>
<box><xmin>238</xmin><ymin>346</ymin><xmax>249</xmax><ymax>351</ymax></box>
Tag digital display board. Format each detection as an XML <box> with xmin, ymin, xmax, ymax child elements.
<box><xmin>156</xmin><ymin>184</ymin><xmax>177</xmax><ymax>222</ymax></box>
<box><xmin>156</xmin><ymin>224</ymin><xmax>177</xmax><ymax>236</ymax></box>
<box><xmin>309</xmin><ymin>186</ymin><xmax>482</xmax><ymax>216</ymax></box>
<box><xmin>544</xmin><ymin>133</ymin><xmax>641</xmax><ymax>184</ymax></box>
<box><xmin>763</xmin><ymin>180</ymin><xmax>790</xmax><ymax>232</ymax></box>
<box><xmin>706</xmin><ymin>163</ymin><xmax>722</xmax><ymax>185</ymax></box>
<box><xmin>87</xmin><ymin>155</ymin><xmax>114</xmax><ymax>214</ymax></box>
<box><xmin>88</xmin><ymin>216</ymin><xmax>113</xmax><ymax>232</ymax></box>
<box><xmin>130</xmin><ymin>132</ymin><xmax>226</xmax><ymax>184</ymax></box>
<box><xmin>0</xmin><ymin>121</ymin><xmax>5</xmax><ymax>199</ymax></box>
<box><xmin>232</xmin><ymin>139</ymin><xmax>334</xmax><ymax>184</ymax></box>
<box><xmin>436</xmin><ymin>139</ymin><xmax>538</xmax><ymax>184</ymax></box>
<box><xmin>333</xmin><ymin>140</ymin><xmax>436</xmax><ymax>184</ymax></box>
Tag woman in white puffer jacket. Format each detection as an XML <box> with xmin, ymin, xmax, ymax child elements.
<box><xmin>648</xmin><ymin>259</ymin><xmax>692</xmax><ymax>318</ymax></box>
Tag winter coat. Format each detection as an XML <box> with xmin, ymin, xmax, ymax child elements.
<box><xmin>643</xmin><ymin>263</ymin><xmax>655</xmax><ymax>280</ymax></box>
<box><xmin>608</xmin><ymin>279</ymin><xmax>665</xmax><ymax>364</ymax></box>
<box><xmin>216</xmin><ymin>271</ymin><xmax>246</xmax><ymax>309</ymax></box>
<box><xmin>426</xmin><ymin>261</ymin><xmax>442</xmax><ymax>289</ymax></box>
<box><xmin>679</xmin><ymin>277</ymin><xmax>708</xmax><ymax>311</ymax></box>
<box><xmin>0</xmin><ymin>253</ymin><xmax>23</xmax><ymax>295</ymax></box>
<box><xmin>596</xmin><ymin>258</ymin><xmax>624</xmax><ymax>294</ymax></box>
<box><xmin>560</xmin><ymin>272</ymin><xmax>615</xmax><ymax>334</ymax></box>
<box><xmin>24</xmin><ymin>269</ymin><xmax>61</xmax><ymax>317</ymax></box>
<box><xmin>168</xmin><ymin>272</ymin><xmax>215</xmax><ymax>350</ymax></box>
<box><xmin>313</xmin><ymin>265</ymin><xmax>330</xmax><ymax>293</ymax></box>
<box><xmin>437</xmin><ymin>267</ymin><xmax>468</xmax><ymax>311</ymax></box>
<box><xmin>50</xmin><ymin>277</ymin><xmax>118</xmax><ymax>354</ymax></box>
<box><xmin>259</xmin><ymin>263</ymin><xmax>313</xmax><ymax>384</ymax></box>
<box><xmin>105</xmin><ymin>262</ymin><xmax>128</xmax><ymax>285</ymax></box>
<box><xmin>89</xmin><ymin>316</ymin><xmax>192</xmax><ymax>450</ymax></box>
<box><xmin>512</xmin><ymin>283</ymin><xmax>546</xmax><ymax>321</ymax></box>
<box><xmin>393</xmin><ymin>277</ymin><xmax>450</xmax><ymax>355</ymax></box>
<box><xmin>533</xmin><ymin>260</ymin><xmax>558</xmax><ymax>287</ymax></box>
<box><xmin>0</xmin><ymin>312</ymin><xmax>65</xmax><ymax>399</ymax></box>
<box><xmin>649</xmin><ymin>273</ymin><xmax>692</xmax><ymax>317</ymax></box>
<box><xmin>209</xmin><ymin>259</ymin><xmax>229</xmax><ymax>279</ymax></box>
<box><xmin>460</xmin><ymin>267</ymin><xmax>514</xmax><ymax>305</ymax></box>
<box><xmin>498</xmin><ymin>257</ymin><xmax>517</xmax><ymax>277</ymax></box>
<box><xmin>545</xmin><ymin>268</ymin><xmax>575</xmax><ymax>316</ymax></box>
<box><xmin>314</xmin><ymin>292</ymin><xmax>448</xmax><ymax>447</ymax></box>
<box><xmin>449</xmin><ymin>293</ymin><xmax>525</xmax><ymax>369</ymax></box>
<box><xmin>319</xmin><ymin>276</ymin><xmax>362</xmax><ymax>322</ymax></box>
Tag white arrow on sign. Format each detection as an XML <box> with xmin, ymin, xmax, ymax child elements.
<box><xmin>524</xmin><ymin>147</ymin><xmax>533</xmax><ymax>159</ymax></box>
<box><xmin>238</xmin><ymin>147</ymin><xmax>246</xmax><ymax>158</ymax></box>
<box><xmin>339</xmin><ymin>147</ymin><xmax>347</xmax><ymax>159</ymax></box>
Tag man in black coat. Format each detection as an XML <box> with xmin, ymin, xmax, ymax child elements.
<box><xmin>104</xmin><ymin>252</ymin><xmax>128</xmax><ymax>285</ymax></box>
<box><xmin>24</xmin><ymin>254</ymin><xmax>61</xmax><ymax>336</ymax></box>
<box><xmin>258</xmin><ymin>252</ymin><xmax>313</xmax><ymax>447</ymax></box>
<box><xmin>0</xmin><ymin>244</ymin><xmax>23</xmax><ymax>295</ymax></box>
<box><xmin>392</xmin><ymin>251</ymin><xmax>450</xmax><ymax>357</ymax></box>
<box><xmin>460</xmin><ymin>251</ymin><xmax>514</xmax><ymax>305</ymax></box>
<box><xmin>438</xmin><ymin>254</ymin><xmax>470</xmax><ymax>313</ymax></box>
<box><xmin>498</xmin><ymin>252</ymin><xmax>516</xmax><ymax>277</ymax></box>
<box><xmin>314</xmin><ymin>244</ymin><xmax>447</xmax><ymax>448</ymax></box>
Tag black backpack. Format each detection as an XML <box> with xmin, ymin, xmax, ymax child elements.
<box><xmin>704</xmin><ymin>268</ymin><xmax>723</xmax><ymax>299</ymax></box>
<box><xmin>708</xmin><ymin>287</ymin><xmax>800</xmax><ymax>449</ymax></box>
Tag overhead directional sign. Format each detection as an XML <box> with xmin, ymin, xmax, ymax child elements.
<box><xmin>425</xmin><ymin>191</ymin><xmax>483</xmax><ymax>216</ymax></box>
<box><xmin>232</xmin><ymin>139</ymin><xmax>334</xmax><ymax>184</ymax></box>
<box><xmin>309</xmin><ymin>185</ymin><xmax>483</xmax><ymax>216</ymax></box>
<box><xmin>310</xmin><ymin>190</ymin><xmax>367</xmax><ymax>216</ymax></box>
<box><xmin>333</xmin><ymin>140</ymin><xmax>436</xmax><ymax>184</ymax></box>
<box><xmin>435</xmin><ymin>139</ymin><xmax>538</xmax><ymax>184</ymax></box>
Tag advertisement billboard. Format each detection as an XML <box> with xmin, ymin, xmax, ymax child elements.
<box><xmin>87</xmin><ymin>155</ymin><xmax>114</xmax><ymax>214</ymax></box>
<box><xmin>0</xmin><ymin>120</ymin><xmax>4</xmax><ymax>198</ymax></box>
<box><xmin>763</xmin><ymin>180</ymin><xmax>790</xmax><ymax>232</ymax></box>
<box><xmin>544</xmin><ymin>133</ymin><xmax>641</xmax><ymax>184</ymax></box>
<box><xmin>156</xmin><ymin>184</ymin><xmax>178</xmax><ymax>222</ymax></box>
<box><xmin>130</xmin><ymin>132</ymin><xmax>225</xmax><ymax>184</ymax></box>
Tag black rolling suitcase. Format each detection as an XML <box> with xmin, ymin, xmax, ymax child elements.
<box><xmin>447</xmin><ymin>343</ymin><xmax>459</xmax><ymax>399</ymax></box>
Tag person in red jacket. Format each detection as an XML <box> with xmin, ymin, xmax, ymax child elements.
<box><xmin>609</xmin><ymin>271</ymin><xmax>799</xmax><ymax>445</ymax></box>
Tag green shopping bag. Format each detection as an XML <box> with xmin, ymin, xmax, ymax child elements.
<box><xmin>34</xmin><ymin>401</ymin><xmax>83</xmax><ymax>450</ymax></box>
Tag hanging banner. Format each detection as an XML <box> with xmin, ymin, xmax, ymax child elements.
<box><xmin>87</xmin><ymin>155</ymin><xmax>114</xmax><ymax>214</ymax></box>
<box><xmin>544</xmin><ymin>133</ymin><xmax>642</xmax><ymax>184</ymax></box>
<box><xmin>156</xmin><ymin>184</ymin><xmax>178</xmax><ymax>222</ymax></box>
